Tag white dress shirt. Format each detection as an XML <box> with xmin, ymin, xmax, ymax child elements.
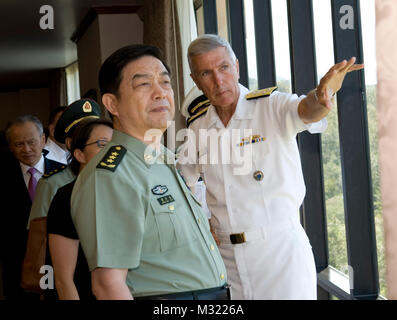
<box><xmin>44</xmin><ymin>138</ymin><xmax>69</xmax><ymax>165</ymax></box>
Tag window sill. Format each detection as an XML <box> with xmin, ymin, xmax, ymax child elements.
<box><xmin>317</xmin><ymin>266</ymin><xmax>386</xmax><ymax>300</ymax></box>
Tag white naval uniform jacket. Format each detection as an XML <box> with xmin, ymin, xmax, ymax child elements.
<box><xmin>178</xmin><ymin>84</ymin><xmax>327</xmax><ymax>300</ymax></box>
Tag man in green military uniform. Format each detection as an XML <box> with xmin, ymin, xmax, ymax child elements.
<box><xmin>71</xmin><ymin>44</ymin><xmax>228</xmax><ymax>300</ymax></box>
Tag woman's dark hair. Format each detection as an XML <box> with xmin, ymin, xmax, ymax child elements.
<box><xmin>69</xmin><ymin>118</ymin><xmax>113</xmax><ymax>176</ymax></box>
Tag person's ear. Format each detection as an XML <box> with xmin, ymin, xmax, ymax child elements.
<box><xmin>65</xmin><ymin>137</ymin><xmax>72</xmax><ymax>151</ymax></box>
<box><xmin>235</xmin><ymin>59</ymin><xmax>240</xmax><ymax>80</ymax></box>
<box><xmin>102</xmin><ymin>93</ymin><xmax>119</xmax><ymax>118</ymax></box>
<box><xmin>48</xmin><ymin>123</ymin><xmax>55</xmax><ymax>138</ymax></box>
<box><xmin>73</xmin><ymin>148</ymin><xmax>87</xmax><ymax>165</ymax></box>
<box><xmin>40</xmin><ymin>133</ymin><xmax>46</xmax><ymax>147</ymax></box>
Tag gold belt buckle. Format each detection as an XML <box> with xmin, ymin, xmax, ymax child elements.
<box><xmin>230</xmin><ymin>232</ymin><xmax>246</xmax><ymax>244</ymax></box>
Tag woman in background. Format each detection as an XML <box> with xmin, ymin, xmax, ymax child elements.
<box><xmin>47</xmin><ymin>118</ymin><xmax>113</xmax><ymax>300</ymax></box>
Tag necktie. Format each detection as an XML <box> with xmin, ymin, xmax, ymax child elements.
<box><xmin>28</xmin><ymin>167</ymin><xmax>38</xmax><ymax>201</ymax></box>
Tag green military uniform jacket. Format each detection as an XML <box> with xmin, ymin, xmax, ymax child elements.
<box><xmin>71</xmin><ymin>130</ymin><xmax>227</xmax><ymax>297</ymax></box>
<box><xmin>27</xmin><ymin>166</ymin><xmax>75</xmax><ymax>228</ymax></box>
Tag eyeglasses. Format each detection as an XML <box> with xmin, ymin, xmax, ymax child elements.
<box><xmin>83</xmin><ymin>139</ymin><xmax>109</xmax><ymax>148</ymax></box>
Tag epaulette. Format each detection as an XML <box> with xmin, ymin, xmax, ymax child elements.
<box><xmin>245</xmin><ymin>86</ymin><xmax>277</xmax><ymax>100</ymax></box>
<box><xmin>97</xmin><ymin>145</ymin><xmax>126</xmax><ymax>172</ymax></box>
<box><xmin>42</xmin><ymin>165</ymin><xmax>67</xmax><ymax>179</ymax></box>
<box><xmin>187</xmin><ymin>107</ymin><xmax>209</xmax><ymax>127</ymax></box>
<box><xmin>186</xmin><ymin>94</ymin><xmax>210</xmax><ymax>127</ymax></box>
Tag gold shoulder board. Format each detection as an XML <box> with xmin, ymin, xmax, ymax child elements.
<box><xmin>43</xmin><ymin>165</ymin><xmax>67</xmax><ymax>179</ymax></box>
<box><xmin>187</xmin><ymin>106</ymin><xmax>209</xmax><ymax>127</ymax></box>
<box><xmin>96</xmin><ymin>145</ymin><xmax>126</xmax><ymax>172</ymax></box>
<box><xmin>245</xmin><ymin>86</ymin><xmax>277</xmax><ymax>100</ymax></box>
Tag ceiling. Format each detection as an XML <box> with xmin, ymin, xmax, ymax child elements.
<box><xmin>0</xmin><ymin>0</ymin><xmax>143</xmax><ymax>91</ymax></box>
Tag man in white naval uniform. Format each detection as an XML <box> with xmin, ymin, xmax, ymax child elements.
<box><xmin>177</xmin><ymin>34</ymin><xmax>364</xmax><ymax>300</ymax></box>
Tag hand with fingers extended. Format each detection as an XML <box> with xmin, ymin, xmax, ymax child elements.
<box><xmin>298</xmin><ymin>57</ymin><xmax>364</xmax><ymax>124</ymax></box>
<box><xmin>315</xmin><ymin>57</ymin><xmax>364</xmax><ymax>109</ymax></box>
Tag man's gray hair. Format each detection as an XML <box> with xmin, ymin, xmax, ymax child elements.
<box><xmin>5</xmin><ymin>114</ymin><xmax>44</xmax><ymax>143</ymax></box>
<box><xmin>188</xmin><ymin>34</ymin><xmax>237</xmax><ymax>73</ymax></box>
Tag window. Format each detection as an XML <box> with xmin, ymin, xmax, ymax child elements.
<box><xmin>360</xmin><ymin>0</ymin><xmax>385</xmax><ymax>297</ymax></box>
<box><xmin>65</xmin><ymin>62</ymin><xmax>80</xmax><ymax>105</ymax></box>
<box><xmin>313</xmin><ymin>0</ymin><xmax>349</xmax><ymax>280</ymax></box>
<box><xmin>216</xmin><ymin>0</ymin><xmax>229</xmax><ymax>41</ymax></box>
<box><xmin>244</xmin><ymin>0</ymin><xmax>258</xmax><ymax>90</ymax></box>
<box><xmin>195</xmin><ymin>0</ymin><xmax>229</xmax><ymax>39</ymax></box>
<box><xmin>271</xmin><ymin>0</ymin><xmax>291</xmax><ymax>93</ymax></box>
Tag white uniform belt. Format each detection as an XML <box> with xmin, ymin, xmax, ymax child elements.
<box><xmin>215</xmin><ymin>219</ymin><xmax>298</xmax><ymax>245</ymax></box>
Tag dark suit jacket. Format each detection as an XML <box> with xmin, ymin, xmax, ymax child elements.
<box><xmin>0</xmin><ymin>150</ymin><xmax>63</xmax><ymax>299</ymax></box>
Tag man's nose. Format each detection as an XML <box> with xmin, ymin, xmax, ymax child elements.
<box><xmin>22</xmin><ymin>142</ymin><xmax>32</xmax><ymax>152</ymax></box>
<box><xmin>152</xmin><ymin>81</ymin><xmax>167</xmax><ymax>99</ymax></box>
<box><xmin>213</xmin><ymin>70</ymin><xmax>223</xmax><ymax>86</ymax></box>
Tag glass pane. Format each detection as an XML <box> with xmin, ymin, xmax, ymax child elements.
<box><xmin>216</xmin><ymin>0</ymin><xmax>229</xmax><ymax>41</ymax></box>
<box><xmin>360</xmin><ymin>0</ymin><xmax>385</xmax><ymax>298</ymax></box>
<box><xmin>313</xmin><ymin>0</ymin><xmax>349</xmax><ymax>276</ymax></box>
<box><xmin>271</xmin><ymin>0</ymin><xmax>291</xmax><ymax>93</ymax></box>
<box><xmin>195</xmin><ymin>3</ymin><xmax>205</xmax><ymax>36</ymax></box>
<box><xmin>243</xmin><ymin>0</ymin><xmax>258</xmax><ymax>90</ymax></box>
<box><xmin>65</xmin><ymin>62</ymin><xmax>81</xmax><ymax>105</ymax></box>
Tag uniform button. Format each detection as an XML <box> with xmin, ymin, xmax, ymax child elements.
<box><xmin>197</xmin><ymin>218</ymin><xmax>201</xmax><ymax>224</ymax></box>
<box><xmin>253</xmin><ymin>170</ymin><xmax>264</xmax><ymax>181</ymax></box>
<box><xmin>210</xmin><ymin>245</ymin><xmax>215</xmax><ymax>250</ymax></box>
<box><xmin>220</xmin><ymin>274</ymin><xmax>225</xmax><ymax>280</ymax></box>
<box><xmin>168</xmin><ymin>205</ymin><xmax>175</xmax><ymax>211</ymax></box>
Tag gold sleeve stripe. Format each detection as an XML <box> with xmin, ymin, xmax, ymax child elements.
<box><xmin>191</xmin><ymin>99</ymin><xmax>210</xmax><ymax>114</ymax></box>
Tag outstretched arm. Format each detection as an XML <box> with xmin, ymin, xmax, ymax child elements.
<box><xmin>298</xmin><ymin>57</ymin><xmax>364</xmax><ymax>124</ymax></box>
